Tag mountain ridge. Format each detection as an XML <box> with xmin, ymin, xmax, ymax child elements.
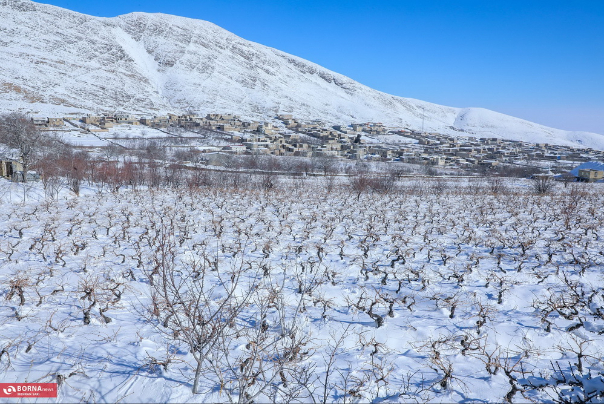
<box><xmin>2</xmin><ymin>0</ymin><xmax>604</xmax><ymax>149</ymax></box>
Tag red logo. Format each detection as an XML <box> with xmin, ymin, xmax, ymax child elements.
<box><xmin>0</xmin><ymin>383</ymin><xmax>57</xmax><ymax>398</ymax></box>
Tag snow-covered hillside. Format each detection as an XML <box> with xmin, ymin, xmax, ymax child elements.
<box><xmin>1</xmin><ymin>0</ymin><xmax>603</xmax><ymax>149</ymax></box>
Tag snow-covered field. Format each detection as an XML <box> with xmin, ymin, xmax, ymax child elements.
<box><xmin>53</xmin><ymin>124</ymin><xmax>231</xmax><ymax>152</ymax></box>
<box><xmin>369</xmin><ymin>134</ymin><xmax>419</xmax><ymax>145</ymax></box>
<box><xmin>1</xmin><ymin>177</ymin><xmax>603</xmax><ymax>403</ymax></box>
<box><xmin>54</xmin><ymin>130</ymin><xmax>111</xmax><ymax>148</ymax></box>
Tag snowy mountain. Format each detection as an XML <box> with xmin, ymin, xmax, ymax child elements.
<box><xmin>1</xmin><ymin>0</ymin><xmax>603</xmax><ymax>149</ymax></box>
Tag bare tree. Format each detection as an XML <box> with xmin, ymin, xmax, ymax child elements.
<box><xmin>0</xmin><ymin>112</ymin><xmax>43</xmax><ymax>181</ymax></box>
<box><xmin>145</xmin><ymin>221</ymin><xmax>258</xmax><ymax>395</ymax></box>
<box><xmin>532</xmin><ymin>174</ymin><xmax>555</xmax><ymax>195</ymax></box>
<box><xmin>312</xmin><ymin>156</ymin><xmax>338</xmax><ymax>176</ymax></box>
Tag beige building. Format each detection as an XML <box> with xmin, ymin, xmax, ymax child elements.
<box><xmin>82</xmin><ymin>115</ymin><xmax>101</xmax><ymax>124</ymax></box>
<box><xmin>578</xmin><ymin>169</ymin><xmax>604</xmax><ymax>182</ymax></box>
<box><xmin>0</xmin><ymin>158</ymin><xmax>23</xmax><ymax>179</ymax></box>
<box><xmin>47</xmin><ymin>118</ymin><xmax>64</xmax><ymax>127</ymax></box>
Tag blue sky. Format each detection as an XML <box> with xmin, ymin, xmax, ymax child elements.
<box><xmin>39</xmin><ymin>0</ymin><xmax>604</xmax><ymax>134</ymax></box>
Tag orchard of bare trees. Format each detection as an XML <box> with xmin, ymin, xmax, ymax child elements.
<box><xmin>0</xmin><ymin>165</ymin><xmax>603</xmax><ymax>402</ymax></box>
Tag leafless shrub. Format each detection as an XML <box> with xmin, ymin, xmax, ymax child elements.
<box><xmin>312</xmin><ymin>156</ymin><xmax>339</xmax><ymax>176</ymax></box>
<box><xmin>348</xmin><ymin>172</ymin><xmax>372</xmax><ymax>200</ymax></box>
<box><xmin>5</xmin><ymin>273</ymin><xmax>30</xmax><ymax>306</ymax></box>
<box><xmin>259</xmin><ymin>172</ymin><xmax>279</xmax><ymax>191</ymax></box>
<box><xmin>532</xmin><ymin>174</ymin><xmax>556</xmax><ymax>195</ymax></box>
<box><xmin>486</xmin><ymin>176</ymin><xmax>508</xmax><ymax>194</ymax></box>
<box><xmin>429</xmin><ymin>178</ymin><xmax>448</xmax><ymax>195</ymax></box>
<box><xmin>207</xmin><ymin>282</ymin><xmax>312</xmax><ymax>403</ymax></box>
<box><xmin>521</xmin><ymin>361</ymin><xmax>604</xmax><ymax>404</ymax></box>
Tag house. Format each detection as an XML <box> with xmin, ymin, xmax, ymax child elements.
<box><xmin>257</xmin><ymin>123</ymin><xmax>276</xmax><ymax>135</ymax></box>
<box><xmin>82</xmin><ymin>115</ymin><xmax>101</xmax><ymax>124</ymax></box>
<box><xmin>479</xmin><ymin>160</ymin><xmax>499</xmax><ymax>167</ymax></box>
<box><xmin>283</xmin><ymin>133</ymin><xmax>300</xmax><ymax>141</ymax></box>
<box><xmin>216</xmin><ymin>124</ymin><xmax>235</xmax><ymax>132</ymax></box>
<box><xmin>242</xmin><ymin>122</ymin><xmax>260</xmax><ymax>131</ymax></box>
<box><xmin>429</xmin><ymin>156</ymin><xmax>446</xmax><ymax>166</ymax></box>
<box><xmin>570</xmin><ymin>161</ymin><xmax>604</xmax><ymax>180</ymax></box>
<box><xmin>221</xmin><ymin>145</ymin><xmax>247</xmax><ymax>154</ymax></box>
<box><xmin>99</xmin><ymin>120</ymin><xmax>114</xmax><ymax>129</ymax></box>
<box><xmin>139</xmin><ymin>117</ymin><xmax>155</xmax><ymax>126</ymax></box>
<box><xmin>0</xmin><ymin>158</ymin><xmax>23</xmax><ymax>179</ymax></box>
<box><xmin>578</xmin><ymin>169</ymin><xmax>604</xmax><ymax>183</ymax></box>
<box><xmin>31</xmin><ymin>117</ymin><xmax>48</xmax><ymax>126</ymax></box>
<box><xmin>47</xmin><ymin>118</ymin><xmax>64</xmax><ymax>127</ymax></box>
<box><xmin>115</xmin><ymin>114</ymin><xmax>134</xmax><ymax>123</ymax></box>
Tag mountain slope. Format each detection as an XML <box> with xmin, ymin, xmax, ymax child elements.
<box><xmin>1</xmin><ymin>0</ymin><xmax>603</xmax><ymax>149</ymax></box>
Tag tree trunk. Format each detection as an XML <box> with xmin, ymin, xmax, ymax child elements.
<box><xmin>193</xmin><ymin>359</ymin><xmax>202</xmax><ymax>394</ymax></box>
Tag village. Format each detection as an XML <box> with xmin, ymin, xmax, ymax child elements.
<box><xmin>1</xmin><ymin>112</ymin><xmax>603</xmax><ymax>183</ymax></box>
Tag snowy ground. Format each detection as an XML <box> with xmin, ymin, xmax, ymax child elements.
<box><xmin>368</xmin><ymin>134</ymin><xmax>419</xmax><ymax>145</ymax></box>
<box><xmin>53</xmin><ymin>123</ymin><xmax>236</xmax><ymax>151</ymax></box>
<box><xmin>0</xmin><ymin>177</ymin><xmax>603</xmax><ymax>403</ymax></box>
<box><xmin>55</xmin><ymin>130</ymin><xmax>111</xmax><ymax>148</ymax></box>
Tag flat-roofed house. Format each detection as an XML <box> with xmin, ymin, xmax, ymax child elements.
<box><xmin>47</xmin><ymin>118</ymin><xmax>64</xmax><ymax>127</ymax></box>
<box><xmin>0</xmin><ymin>157</ymin><xmax>23</xmax><ymax>179</ymax></box>
<box><xmin>31</xmin><ymin>117</ymin><xmax>48</xmax><ymax>126</ymax></box>
<box><xmin>578</xmin><ymin>169</ymin><xmax>604</xmax><ymax>183</ymax></box>
<box><xmin>570</xmin><ymin>162</ymin><xmax>604</xmax><ymax>182</ymax></box>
